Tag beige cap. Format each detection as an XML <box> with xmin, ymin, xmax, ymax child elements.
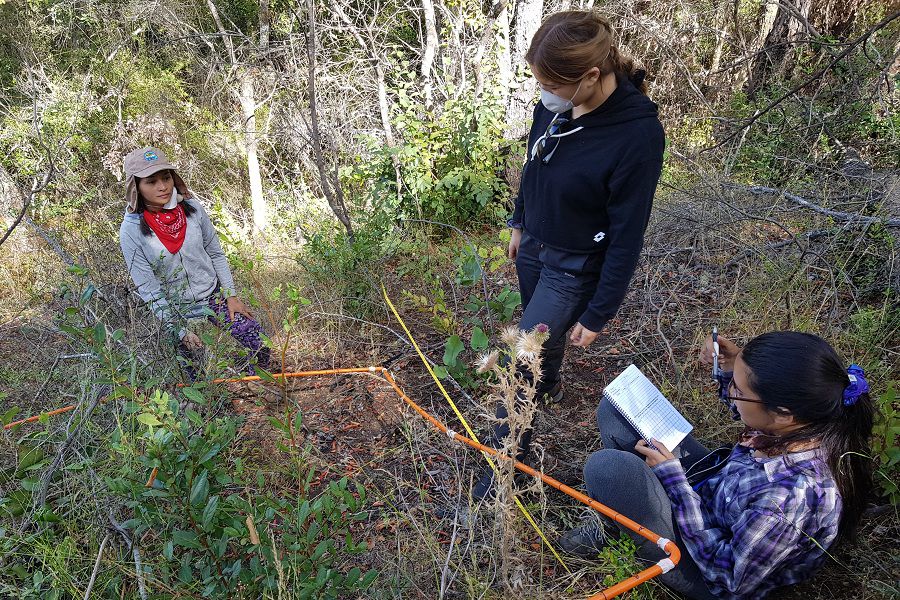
<box><xmin>123</xmin><ymin>146</ymin><xmax>191</xmax><ymax>213</ymax></box>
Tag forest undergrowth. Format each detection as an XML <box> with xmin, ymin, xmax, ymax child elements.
<box><xmin>1</xmin><ymin>0</ymin><xmax>899</xmax><ymax>598</ymax></box>
<box><xmin>1</xmin><ymin>167</ymin><xmax>898</xmax><ymax>599</ymax></box>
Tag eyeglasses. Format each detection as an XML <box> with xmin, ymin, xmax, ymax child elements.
<box><xmin>530</xmin><ymin>117</ymin><xmax>583</xmax><ymax>164</ymax></box>
<box><xmin>721</xmin><ymin>379</ymin><xmax>767</xmax><ymax>407</ymax></box>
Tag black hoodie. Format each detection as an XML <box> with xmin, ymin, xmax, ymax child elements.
<box><xmin>511</xmin><ymin>75</ymin><xmax>664</xmax><ymax>332</ymax></box>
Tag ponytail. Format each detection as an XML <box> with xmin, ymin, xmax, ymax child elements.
<box><xmin>606</xmin><ymin>45</ymin><xmax>647</xmax><ymax>94</ymax></box>
<box><xmin>823</xmin><ymin>388</ymin><xmax>875</xmax><ymax>538</ymax></box>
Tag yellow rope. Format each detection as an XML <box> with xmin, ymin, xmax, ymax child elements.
<box><xmin>382</xmin><ymin>285</ymin><xmax>570</xmax><ymax>572</ymax></box>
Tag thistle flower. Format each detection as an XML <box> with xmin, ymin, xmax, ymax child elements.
<box><xmin>476</xmin><ymin>350</ymin><xmax>500</xmax><ymax>374</ymax></box>
<box><xmin>515</xmin><ymin>331</ymin><xmax>545</xmax><ymax>361</ymax></box>
<box><xmin>500</xmin><ymin>325</ymin><xmax>521</xmax><ymax>347</ymax></box>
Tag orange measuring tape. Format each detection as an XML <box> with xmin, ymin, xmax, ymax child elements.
<box><xmin>6</xmin><ymin>367</ymin><xmax>680</xmax><ymax>599</ymax></box>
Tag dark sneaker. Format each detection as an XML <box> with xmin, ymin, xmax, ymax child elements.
<box><xmin>471</xmin><ymin>464</ymin><xmax>531</xmax><ymax>501</ymax></box>
<box><xmin>559</xmin><ymin>515</ymin><xmax>614</xmax><ymax>558</ymax></box>
<box><xmin>472</xmin><ymin>466</ymin><xmax>496</xmax><ymax>500</ymax></box>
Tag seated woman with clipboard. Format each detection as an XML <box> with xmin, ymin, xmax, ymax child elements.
<box><xmin>560</xmin><ymin>331</ymin><xmax>876</xmax><ymax>600</ymax></box>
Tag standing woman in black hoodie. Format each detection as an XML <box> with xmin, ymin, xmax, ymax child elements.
<box><xmin>475</xmin><ymin>11</ymin><xmax>664</xmax><ymax>498</ymax></box>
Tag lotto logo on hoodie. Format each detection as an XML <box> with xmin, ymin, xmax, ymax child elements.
<box><xmin>594</xmin><ymin>231</ymin><xmax>606</xmax><ymax>243</ymax></box>
<box><xmin>144</xmin><ymin>150</ymin><xmax>158</xmax><ymax>161</ymax></box>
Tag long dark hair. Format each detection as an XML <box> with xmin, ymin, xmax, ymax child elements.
<box><xmin>135</xmin><ymin>170</ymin><xmax>196</xmax><ymax>237</ymax></box>
<box><xmin>525</xmin><ymin>11</ymin><xmax>648</xmax><ymax>94</ymax></box>
<box><xmin>741</xmin><ymin>331</ymin><xmax>875</xmax><ymax>539</ymax></box>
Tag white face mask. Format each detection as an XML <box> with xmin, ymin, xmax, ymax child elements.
<box><xmin>162</xmin><ymin>186</ymin><xmax>179</xmax><ymax>210</ymax></box>
<box><xmin>539</xmin><ymin>78</ymin><xmax>584</xmax><ymax>114</ymax></box>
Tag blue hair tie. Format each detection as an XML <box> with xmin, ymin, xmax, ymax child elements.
<box><xmin>843</xmin><ymin>364</ymin><xmax>869</xmax><ymax>406</ymax></box>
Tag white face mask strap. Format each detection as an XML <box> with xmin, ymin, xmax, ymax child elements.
<box><xmin>568</xmin><ymin>78</ymin><xmax>584</xmax><ymax>106</ymax></box>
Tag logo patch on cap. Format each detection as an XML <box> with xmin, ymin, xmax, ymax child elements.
<box><xmin>143</xmin><ymin>150</ymin><xmax>158</xmax><ymax>161</ymax></box>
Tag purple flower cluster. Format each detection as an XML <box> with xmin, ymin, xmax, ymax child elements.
<box><xmin>207</xmin><ymin>295</ymin><xmax>270</xmax><ymax>371</ymax></box>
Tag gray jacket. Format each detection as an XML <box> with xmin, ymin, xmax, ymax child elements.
<box><xmin>119</xmin><ymin>198</ymin><xmax>236</xmax><ymax>339</ymax></box>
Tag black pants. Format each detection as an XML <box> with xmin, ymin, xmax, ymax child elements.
<box><xmin>487</xmin><ymin>231</ymin><xmax>602</xmax><ymax>456</ymax></box>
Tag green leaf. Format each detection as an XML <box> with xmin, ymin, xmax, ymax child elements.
<box><xmin>137</xmin><ymin>413</ymin><xmax>161</xmax><ymax>427</ymax></box>
<box><xmin>442</xmin><ymin>335</ymin><xmax>464</xmax><ymax>367</ymax></box>
<box><xmin>20</xmin><ymin>477</ymin><xmax>39</xmax><ymax>492</ymax></box>
<box><xmin>256</xmin><ymin>368</ymin><xmax>276</xmax><ymax>383</ymax></box>
<box><xmin>181</xmin><ymin>387</ymin><xmax>206</xmax><ymax>405</ymax></box>
<box><xmin>201</xmin><ymin>495</ymin><xmax>219</xmax><ymax>529</ymax></box>
<box><xmin>470</xmin><ymin>326</ymin><xmax>488</xmax><ymax>351</ymax></box>
<box><xmin>433</xmin><ymin>365</ymin><xmax>448</xmax><ymax>379</ymax></box>
<box><xmin>360</xmin><ymin>569</ymin><xmax>378</xmax><ymax>587</ymax></box>
<box><xmin>1</xmin><ymin>407</ymin><xmax>20</xmax><ymax>425</ymax></box>
<box><xmin>344</xmin><ymin>567</ymin><xmax>361</xmax><ymax>586</ymax></box>
<box><xmin>92</xmin><ymin>322</ymin><xmax>106</xmax><ymax>345</ymax></box>
<box><xmin>268</xmin><ymin>417</ymin><xmax>290</xmax><ymax>434</ymax></box>
<box><xmin>173</xmin><ymin>530</ymin><xmax>202</xmax><ymax>549</ymax></box>
<box><xmin>198</xmin><ymin>444</ymin><xmax>222</xmax><ymax>465</ymax></box>
<box><xmin>110</xmin><ymin>386</ymin><xmax>134</xmax><ymax>400</ymax></box>
<box><xmin>35</xmin><ymin>508</ymin><xmax>60</xmax><ymax>523</ymax></box>
<box><xmin>190</xmin><ymin>470</ymin><xmax>209</xmax><ymax>506</ymax></box>
<box><xmin>16</xmin><ymin>445</ymin><xmax>44</xmax><ymax>469</ymax></box>
<box><xmin>80</xmin><ymin>284</ymin><xmax>96</xmax><ymax>305</ymax></box>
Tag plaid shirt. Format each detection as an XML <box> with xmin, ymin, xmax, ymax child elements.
<box><xmin>653</xmin><ymin>444</ymin><xmax>841</xmax><ymax>599</ymax></box>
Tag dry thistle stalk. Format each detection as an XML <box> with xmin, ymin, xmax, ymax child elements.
<box><xmin>475</xmin><ymin>322</ymin><xmax>549</xmax><ymax>591</ymax></box>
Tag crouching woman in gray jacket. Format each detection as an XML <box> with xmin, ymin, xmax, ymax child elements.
<box><xmin>119</xmin><ymin>146</ymin><xmax>270</xmax><ymax>377</ymax></box>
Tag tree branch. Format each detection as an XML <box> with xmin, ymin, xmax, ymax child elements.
<box><xmin>701</xmin><ymin>10</ymin><xmax>900</xmax><ymax>154</ymax></box>
<box><xmin>0</xmin><ymin>170</ymin><xmax>53</xmax><ymax>248</ymax></box>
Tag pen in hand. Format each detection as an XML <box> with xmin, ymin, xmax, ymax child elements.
<box><xmin>712</xmin><ymin>325</ymin><xmax>721</xmax><ymax>379</ymax></box>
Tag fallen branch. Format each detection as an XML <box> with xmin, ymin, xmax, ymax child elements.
<box><xmin>37</xmin><ymin>385</ymin><xmax>106</xmax><ymax>506</ymax></box>
<box><xmin>108</xmin><ymin>513</ymin><xmax>148</xmax><ymax>600</ymax></box>
<box><xmin>725</xmin><ymin>183</ymin><xmax>900</xmax><ymax>227</ymax></box>
<box><xmin>724</xmin><ymin>228</ymin><xmax>836</xmax><ymax>268</ymax></box>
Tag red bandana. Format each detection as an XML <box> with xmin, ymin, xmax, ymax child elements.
<box><xmin>144</xmin><ymin>204</ymin><xmax>187</xmax><ymax>254</ymax></box>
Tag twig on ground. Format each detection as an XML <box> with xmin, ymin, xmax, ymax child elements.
<box><xmin>108</xmin><ymin>513</ymin><xmax>148</xmax><ymax>600</ymax></box>
<box><xmin>31</xmin><ymin>354</ymin><xmax>62</xmax><ymax>403</ymax></box>
<box><xmin>83</xmin><ymin>533</ymin><xmax>111</xmax><ymax>600</ymax></box>
<box><xmin>37</xmin><ymin>384</ymin><xmax>106</xmax><ymax>506</ymax></box>
<box><xmin>724</xmin><ymin>228</ymin><xmax>837</xmax><ymax>268</ymax></box>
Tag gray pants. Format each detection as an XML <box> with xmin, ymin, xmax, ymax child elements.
<box><xmin>585</xmin><ymin>398</ymin><xmax>717</xmax><ymax>600</ymax></box>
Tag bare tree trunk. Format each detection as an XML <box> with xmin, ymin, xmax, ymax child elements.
<box><xmin>259</xmin><ymin>0</ymin><xmax>271</xmax><ymax>52</ymax></box>
<box><xmin>497</xmin><ymin>4</ymin><xmax>512</xmax><ymax>98</ymax></box>
<box><xmin>746</xmin><ymin>0</ymin><xmax>813</xmax><ymax>98</ymax></box>
<box><xmin>205</xmin><ymin>0</ymin><xmax>236</xmax><ymax>65</ymax></box>
<box><xmin>239</xmin><ymin>73</ymin><xmax>268</xmax><ymax>233</ymax></box>
<box><xmin>306</xmin><ymin>0</ymin><xmax>355</xmax><ymax>240</ymax></box>
<box><xmin>504</xmin><ymin>0</ymin><xmax>542</xmax><ymax>139</ymax></box>
<box><xmin>421</xmin><ymin>0</ymin><xmax>439</xmax><ymax>106</ymax></box>
<box><xmin>207</xmin><ymin>0</ymin><xmax>270</xmax><ymax>233</ymax></box>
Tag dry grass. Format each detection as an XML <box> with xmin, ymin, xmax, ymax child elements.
<box><xmin>1</xmin><ymin>172</ymin><xmax>898</xmax><ymax>599</ymax></box>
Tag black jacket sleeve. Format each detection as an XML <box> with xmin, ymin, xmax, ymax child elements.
<box><xmin>578</xmin><ymin>157</ymin><xmax>662</xmax><ymax>332</ymax></box>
